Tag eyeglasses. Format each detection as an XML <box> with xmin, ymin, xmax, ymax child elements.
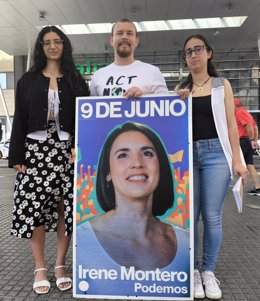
<box><xmin>184</xmin><ymin>45</ymin><xmax>206</xmax><ymax>58</ymax></box>
<box><xmin>41</xmin><ymin>39</ymin><xmax>63</xmax><ymax>47</ymax></box>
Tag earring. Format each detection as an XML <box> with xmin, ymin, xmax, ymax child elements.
<box><xmin>106</xmin><ymin>181</ymin><xmax>109</xmax><ymax>188</ymax></box>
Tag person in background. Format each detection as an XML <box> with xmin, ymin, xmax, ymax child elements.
<box><xmin>90</xmin><ymin>18</ymin><xmax>168</xmax><ymax>97</ymax></box>
<box><xmin>8</xmin><ymin>26</ymin><xmax>89</xmax><ymax>294</ymax></box>
<box><xmin>0</xmin><ymin>121</ymin><xmax>2</xmax><ymax>141</ymax></box>
<box><xmin>234</xmin><ymin>98</ymin><xmax>260</xmax><ymax>195</ymax></box>
<box><xmin>177</xmin><ymin>34</ymin><xmax>247</xmax><ymax>299</ymax></box>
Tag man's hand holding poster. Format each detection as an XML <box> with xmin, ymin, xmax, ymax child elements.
<box><xmin>73</xmin><ymin>95</ymin><xmax>193</xmax><ymax>300</ymax></box>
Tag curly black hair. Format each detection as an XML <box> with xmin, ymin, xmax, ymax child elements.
<box><xmin>29</xmin><ymin>26</ymin><xmax>87</xmax><ymax>95</ymax></box>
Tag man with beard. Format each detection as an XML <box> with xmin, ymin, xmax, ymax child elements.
<box><xmin>90</xmin><ymin>18</ymin><xmax>168</xmax><ymax>97</ymax></box>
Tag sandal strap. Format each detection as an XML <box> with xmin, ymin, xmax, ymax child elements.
<box><xmin>55</xmin><ymin>265</ymin><xmax>66</xmax><ymax>270</ymax></box>
<box><xmin>56</xmin><ymin>277</ymin><xmax>72</xmax><ymax>287</ymax></box>
<box><xmin>33</xmin><ymin>280</ymin><xmax>50</xmax><ymax>289</ymax></box>
<box><xmin>34</xmin><ymin>268</ymin><xmax>47</xmax><ymax>274</ymax></box>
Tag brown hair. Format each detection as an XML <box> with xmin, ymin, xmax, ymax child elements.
<box><xmin>111</xmin><ymin>18</ymin><xmax>137</xmax><ymax>36</ymax></box>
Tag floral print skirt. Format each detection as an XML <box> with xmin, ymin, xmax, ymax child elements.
<box><xmin>11</xmin><ymin>122</ymin><xmax>74</xmax><ymax>238</ymax></box>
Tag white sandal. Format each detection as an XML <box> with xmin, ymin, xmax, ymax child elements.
<box><xmin>33</xmin><ymin>268</ymin><xmax>50</xmax><ymax>294</ymax></box>
<box><xmin>55</xmin><ymin>265</ymin><xmax>72</xmax><ymax>291</ymax></box>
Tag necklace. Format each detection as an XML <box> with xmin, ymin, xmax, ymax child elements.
<box><xmin>193</xmin><ymin>76</ymin><xmax>211</xmax><ymax>91</ymax></box>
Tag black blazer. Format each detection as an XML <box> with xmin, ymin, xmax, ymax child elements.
<box><xmin>9</xmin><ymin>71</ymin><xmax>89</xmax><ymax>167</ymax></box>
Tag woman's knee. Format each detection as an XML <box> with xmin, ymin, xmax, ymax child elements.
<box><xmin>202</xmin><ymin>211</ymin><xmax>222</xmax><ymax>227</ymax></box>
<box><xmin>57</xmin><ymin>198</ymin><xmax>65</xmax><ymax>216</ymax></box>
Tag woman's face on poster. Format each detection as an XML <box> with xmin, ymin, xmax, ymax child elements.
<box><xmin>107</xmin><ymin>131</ymin><xmax>160</xmax><ymax>202</ymax></box>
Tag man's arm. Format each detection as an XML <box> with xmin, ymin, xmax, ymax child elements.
<box><xmin>90</xmin><ymin>73</ymin><xmax>98</xmax><ymax>96</ymax></box>
<box><xmin>245</xmin><ymin>115</ymin><xmax>259</xmax><ymax>149</ymax></box>
<box><xmin>151</xmin><ymin>66</ymin><xmax>169</xmax><ymax>94</ymax></box>
<box><xmin>252</xmin><ymin>123</ymin><xmax>259</xmax><ymax>149</ymax></box>
<box><xmin>253</xmin><ymin>124</ymin><xmax>258</xmax><ymax>140</ymax></box>
<box><xmin>246</xmin><ymin>123</ymin><xmax>254</xmax><ymax>140</ymax></box>
<box><xmin>123</xmin><ymin>66</ymin><xmax>168</xmax><ymax>98</ymax></box>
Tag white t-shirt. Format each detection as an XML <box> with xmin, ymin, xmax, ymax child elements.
<box><xmin>90</xmin><ymin>60</ymin><xmax>169</xmax><ymax>96</ymax></box>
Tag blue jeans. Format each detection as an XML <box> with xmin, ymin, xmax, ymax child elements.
<box><xmin>193</xmin><ymin>138</ymin><xmax>231</xmax><ymax>271</ymax></box>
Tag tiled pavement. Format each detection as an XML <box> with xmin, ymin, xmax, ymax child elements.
<box><xmin>0</xmin><ymin>158</ymin><xmax>260</xmax><ymax>301</ymax></box>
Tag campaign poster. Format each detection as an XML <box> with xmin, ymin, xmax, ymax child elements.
<box><xmin>73</xmin><ymin>95</ymin><xmax>193</xmax><ymax>300</ymax></box>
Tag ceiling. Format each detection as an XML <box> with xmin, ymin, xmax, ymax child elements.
<box><xmin>0</xmin><ymin>0</ymin><xmax>260</xmax><ymax>57</ymax></box>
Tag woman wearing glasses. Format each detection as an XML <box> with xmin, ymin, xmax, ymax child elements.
<box><xmin>8</xmin><ymin>26</ymin><xmax>89</xmax><ymax>294</ymax></box>
<box><xmin>177</xmin><ymin>34</ymin><xmax>247</xmax><ymax>299</ymax></box>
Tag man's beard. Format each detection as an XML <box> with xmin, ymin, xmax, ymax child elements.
<box><xmin>116</xmin><ymin>44</ymin><xmax>132</xmax><ymax>58</ymax></box>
